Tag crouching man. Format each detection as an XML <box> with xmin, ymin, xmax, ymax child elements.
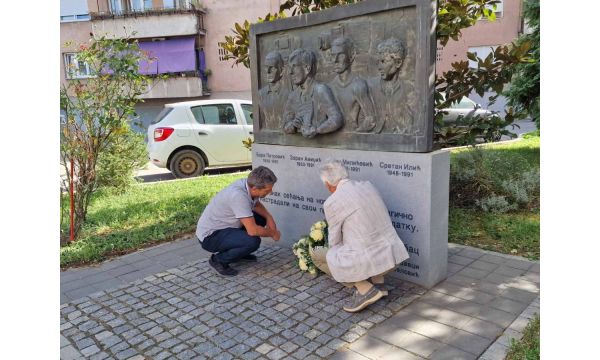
<box><xmin>196</xmin><ymin>166</ymin><xmax>281</xmax><ymax>276</ymax></box>
<box><xmin>310</xmin><ymin>161</ymin><xmax>409</xmax><ymax>312</ymax></box>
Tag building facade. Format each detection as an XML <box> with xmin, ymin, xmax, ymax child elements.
<box><xmin>61</xmin><ymin>0</ymin><xmax>524</xmax><ymax>129</ymax></box>
<box><xmin>436</xmin><ymin>0</ymin><xmax>525</xmax><ymax>112</ymax></box>
<box><xmin>60</xmin><ymin>0</ymin><xmax>279</xmax><ymax>130</ymax></box>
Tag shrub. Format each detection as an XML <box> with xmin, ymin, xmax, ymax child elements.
<box><xmin>96</xmin><ymin>126</ymin><xmax>148</xmax><ymax>192</ymax></box>
<box><xmin>501</xmin><ymin>168</ymin><xmax>540</xmax><ymax>210</ymax></box>
<box><xmin>476</xmin><ymin>195</ymin><xmax>517</xmax><ymax>213</ymax></box>
<box><xmin>450</xmin><ymin>147</ymin><xmax>495</xmax><ymax>208</ymax></box>
<box><xmin>450</xmin><ymin>145</ymin><xmax>539</xmax><ymax>212</ymax></box>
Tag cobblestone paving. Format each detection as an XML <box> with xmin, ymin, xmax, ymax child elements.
<box><xmin>60</xmin><ymin>246</ymin><xmax>425</xmax><ymax>359</ymax></box>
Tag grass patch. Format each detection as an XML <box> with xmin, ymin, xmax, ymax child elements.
<box><xmin>505</xmin><ymin>314</ymin><xmax>540</xmax><ymax>360</ymax></box>
<box><xmin>448</xmin><ymin>135</ymin><xmax>540</xmax><ymax>259</ymax></box>
<box><xmin>60</xmin><ymin>171</ymin><xmax>249</xmax><ymax>268</ymax></box>
<box><xmin>449</xmin><ymin>208</ymin><xmax>539</xmax><ymax>260</ymax></box>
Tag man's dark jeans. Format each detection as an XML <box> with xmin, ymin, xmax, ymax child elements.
<box><xmin>200</xmin><ymin>212</ymin><xmax>266</xmax><ymax>265</ymax></box>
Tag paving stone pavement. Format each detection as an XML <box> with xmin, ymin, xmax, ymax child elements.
<box><xmin>330</xmin><ymin>244</ymin><xmax>540</xmax><ymax>359</ymax></box>
<box><xmin>60</xmin><ymin>243</ymin><xmax>540</xmax><ymax>359</ymax></box>
<box><xmin>60</xmin><ymin>246</ymin><xmax>425</xmax><ymax>359</ymax></box>
<box><xmin>61</xmin><ymin>236</ymin><xmax>204</xmax><ymax>304</ymax></box>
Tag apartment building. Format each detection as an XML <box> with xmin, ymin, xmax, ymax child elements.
<box><xmin>436</xmin><ymin>0</ymin><xmax>525</xmax><ymax>112</ymax></box>
<box><xmin>60</xmin><ymin>0</ymin><xmax>279</xmax><ymax>130</ymax></box>
<box><xmin>61</xmin><ymin>0</ymin><xmax>525</xmax><ymax>129</ymax></box>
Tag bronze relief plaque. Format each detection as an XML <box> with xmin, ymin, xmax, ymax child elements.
<box><xmin>250</xmin><ymin>0</ymin><xmax>436</xmax><ymax>152</ymax></box>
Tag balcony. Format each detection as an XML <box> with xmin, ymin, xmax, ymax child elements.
<box><xmin>142</xmin><ymin>72</ymin><xmax>210</xmax><ymax>99</ymax></box>
<box><xmin>90</xmin><ymin>5</ymin><xmax>205</xmax><ymax>39</ymax></box>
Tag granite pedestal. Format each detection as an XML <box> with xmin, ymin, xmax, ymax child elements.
<box><xmin>253</xmin><ymin>143</ymin><xmax>449</xmax><ymax>288</ymax></box>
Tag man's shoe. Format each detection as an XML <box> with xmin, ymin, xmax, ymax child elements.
<box><xmin>209</xmin><ymin>255</ymin><xmax>238</xmax><ymax>276</ymax></box>
<box><xmin>373</xmin><ymin>283</ymin><xmax>393</xmax><ymax>296</ymax></box>
<box><xmin>343</xmin><ymin>286</ymin><xmax>384</xmax><ymax>313</ymax></box>
<box><xmin>239</xmin><ymin>254</ymin><xmax>258</xmax><ymax>262</ymax></box>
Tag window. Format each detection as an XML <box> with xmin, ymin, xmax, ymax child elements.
<box><xmin>436</xmin><ymin>46</ymin><xmax>443</xmax><ymax>63</ymax></box>
<box><xmin>218</xmin><ymin>42</ymin><xmax>227</xmax><ymax>61</ymax></box>
<box><xmin>241</xmin><ymin>104</ymin><xmax>253</xmax><ymax>125</ymax></box>
<box><xmin>110</xmin><ymin>0</ymin><xmax>125</xmax><ymax>12</ymax></box>
<box><xmin>151</xmin><ymin>108</ymin><xmax>174</xmax><ymax>125</ymax></box>
<box><xmin>467</xmin><ymin>45</ymin><xmax>498</xmax><ymax>69</ymax></box>
<box><xmin>163</xmin><ymin>0</ymin><xmax>192</xmax><ymax>9</ymax></box>
<box><xmin>60</xmin><ymin>0</ymin><xmax>90</xmax><ymax>22</ymax></box>
<box><xmin>191</xmin><ymin>104</ymin><xmax>238</xmax><ymax>125</ymax></box>
<box><xmin>64</xmin><ymin>53</ymin><xmax>93</xmax><ymax>79</ymax></box>
<box><xmin>61</xmin><ymin>14</ymin><xmax>89</xmax><ymax>21</ymax></box>
<box><xmin>130</xmin><ymin>0</ymin><xmax>153</xmax><ymax>11</ymax></box>
<box><xmin>131</xmin><ymin>0</ymin><xmax>143</xmax><ymax>11</ymax></box>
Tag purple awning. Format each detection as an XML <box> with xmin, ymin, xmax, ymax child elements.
<box><xmin>139</xmin><ymin>37</ymin><xmax>196</xmax><ymax>74</ymax></box>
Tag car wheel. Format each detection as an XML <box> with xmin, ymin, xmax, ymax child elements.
<box><xmin>171</xmin><ymin>150</ymin><xmax>205</xmax><ymax>178</ymax></box>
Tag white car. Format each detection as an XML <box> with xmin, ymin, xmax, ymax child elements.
<box><xmin>440</xmin><ymin>96</ymin><xmax>493</xmax><ymax>123</ymax></box>
<box><xmin>147</xmin><ymin>99</ymin><xmax>254</xmax><ymax>178</ymax></box>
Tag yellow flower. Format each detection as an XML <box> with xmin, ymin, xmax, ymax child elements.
<box><xmin>308</xmin><ymin>267</ymin><xmax>317</xmax><ymax>275</ymax></box>
<box><xmin>310</xmin><ymin>229</ymin><xmax>323</xmax><ymax>241</ymax></box>
<box><xmin>298</xmin><ymin>259</ymin><xmax>308</xmax><ymax>271</ymax></box>
<box><xmin>313</xmin><ymin>220</ymin><xmax>327</xmax><ymax>230</ymax></box>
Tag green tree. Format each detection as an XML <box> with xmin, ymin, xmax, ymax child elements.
<box><xmin>504</xmin><ymin>0</ymin><xmax>540</xmax><ymax>128</ymax></box>
<box><xmin>60</xmin><ymin>35</ymin><xmax>153</xmax><ymax>240</ymax></box>
<box><xmin>220</xmin><ymin>0</ymin><xmax>532</xmax><ymax>147</ymax></box>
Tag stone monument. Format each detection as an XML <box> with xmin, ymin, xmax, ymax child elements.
<box><xmin>250</xmin><ymin>0</ymin><xmax>447</xmax><ymax>288</ymax></box>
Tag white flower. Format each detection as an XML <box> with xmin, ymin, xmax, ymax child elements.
<box><xmin>298</xmin><ymin>259</ymin><xmax>308</xmax><ymax>271</ymax></box>
<box><xmin>310</xmin><ymin>229</ymin><xmax>323</xmax><ymax>241</ymax></box>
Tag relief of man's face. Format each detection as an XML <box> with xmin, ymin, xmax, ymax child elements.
<box><xmin>289</xmin><ymin>58</ymin><xmax>310</xmax><ymax>86</ymax></box>
<box><xmin>377</xmin><ymin>53</ymin><xmax>402</xmax><ymax>81</ymax></box>
<box><xmin>265</xmin><ymin>63</ymin><xmax>282</xmax><ymax>84</ymax></box>
<box><xmin>331</xmin><ymin>48</ymin><xmax>351</xmax><ymax>74</ymax></box>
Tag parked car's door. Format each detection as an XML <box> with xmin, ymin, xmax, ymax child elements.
<box><xmin>239</xmin><ymin>102</ymin><xmax>254</xmax><ymax>162</ymax></box>
<box><xmin>188</xmin><ymin>103</ymin><xmax>248</xmax><ymax>163</ymax></box>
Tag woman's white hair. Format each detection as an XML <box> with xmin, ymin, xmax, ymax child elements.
<box><xmin>319</xmin><ymin>160</ymin><xmax>348</xmax><ymax>186</ymax></box>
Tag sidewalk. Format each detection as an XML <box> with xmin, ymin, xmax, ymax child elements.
<box><xmin>61</xmin><ymin>241</ymin><xmax>539</xmax><ymax>359</ymax></box>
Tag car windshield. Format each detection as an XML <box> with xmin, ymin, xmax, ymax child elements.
<box><xmin>451</xmin><ymin>97</ymin><xmax>478</xmax><ymax>109</ymax></box>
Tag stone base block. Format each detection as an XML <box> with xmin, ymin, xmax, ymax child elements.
<box><xmin>252</xmin><ymin>144</ymin><xmax>449</xmax><ymax>288</ymax></box>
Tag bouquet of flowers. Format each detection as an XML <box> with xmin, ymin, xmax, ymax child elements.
<box><xmin>292</xmin><ymin>220</ymin><xmax>328</xmax><ymax>275</ymax></box>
